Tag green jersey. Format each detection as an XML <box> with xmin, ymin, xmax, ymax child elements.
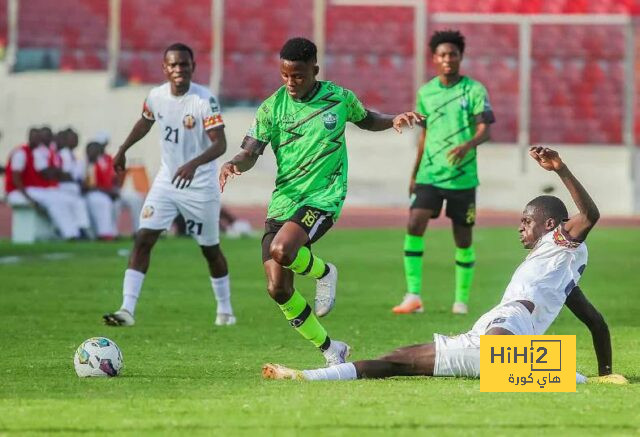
<box><xmin>415</xmin><ymin>76</ymin><xmax>494</xmax><ymax>190</ymax></box>
<box><xmin>243</xmin><ymin>81</ymin><xmax>367</xmax><ymax>221</ymax></box>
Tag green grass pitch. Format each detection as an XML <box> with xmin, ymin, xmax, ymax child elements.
<box><xmin>1</xmin><ymin>227</ymin><xmax>639</xmax><ymax>435</ymax></box>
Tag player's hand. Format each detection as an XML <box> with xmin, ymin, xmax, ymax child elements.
<box><xmin>529</xmin><ymin>146</ymin><xmax>565</xmax><ymax>172</ymax></box>
<box><xmin>393</xmin><ymin>112</ymin><xmax>424</xmax><ymax>133</ymax></box>
<box><xmin>219</xmin><ymin>162</ymin><xmax>242</xmax><ymax>193</ymax></box>
<box><xmin>172</xmin><ymin>161</ymin><xmax>198</xmax><ymax>189</ymax></box>
<box><xmin>588</xmin><ymin>374</ymin><xmax>629</xmax><ymax>385</ymax></box>
<box><xmin>447</xmin><ymin>143</ymin><xmax>473</xmax><ymax>165</ymax></box>
<box><xmin>113</xmin><ymin>148</ymin><xmax>127</xmax><ymax>173</ymax></box>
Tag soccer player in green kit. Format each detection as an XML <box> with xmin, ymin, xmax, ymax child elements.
<box><xmin>219</xmin><ymin>38</ymin><xmax>422</xmax><ymax>365</ymax></box>
<box><xmin>393</xmin><ymin>30</ymin><xmax>495</xmax><ymax>316</ymax></box>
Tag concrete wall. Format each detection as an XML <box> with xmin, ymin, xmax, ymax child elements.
<box><xmin>0</xmin><ymin>70</ymin><xmax>636</xmax><ymax>215</ymax></box>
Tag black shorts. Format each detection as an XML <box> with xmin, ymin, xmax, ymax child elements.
<box><xmin>411</xmin><ymin>184</ymin><xmax>476</xmax><ymax>226</ymax></box>
<box><xmin>261</xmin><ymin>206</ymin><xmax>334</xmax><ymax>262</ymax></box>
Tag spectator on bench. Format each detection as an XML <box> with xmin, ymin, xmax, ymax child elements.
<box><xmin>90</xmin><ymin>131</ymin><xmax>144</xmax><ymax>236</ymax></box>
<box><xmin>84</xmin><ymin>141</ymin><xmax>118</xmax><ymax>240</ymax></box>
<box><xmin>5</xmin><ymin>127</ymin><xmax>81</xmax><ymax>240</ymax></box>
<box><xmin>54</xmin><ymin>128</ymin><xmax>92</xmax><ymax>238</ymax></box>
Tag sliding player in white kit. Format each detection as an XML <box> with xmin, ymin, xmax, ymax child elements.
<box><xmin>263</xmin><ymin>147</ymin><xmax>627</xmax><ymax>384</ymax></box>
<box><xmin>103</xmin><ymin>43</ymin><xmax>235</xmax><ymax>327</ymax></box>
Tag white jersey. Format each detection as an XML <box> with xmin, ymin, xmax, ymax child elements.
<box><xmin>58</xmin><ymin>148</ymin><xmax>83</xmax><ymax>181</ymax></box>
<box><xmin>500</xmin><ymin>224</ymin><xmax>588</xmax><ymax>335</ymax></box>
<box><xmin>142</xmin><ymin>82</ymin><xmax>224</xmax><ymax>194</ymax></box>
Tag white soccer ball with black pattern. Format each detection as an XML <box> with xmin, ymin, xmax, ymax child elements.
<box><xmin>73</xmin><ymin>337</ymin><xmax>123</xmax><ymax>377</ymax></box>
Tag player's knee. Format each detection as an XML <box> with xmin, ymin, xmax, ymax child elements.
<box><xmin>407</xmin><ymin>214</ymin><xmax>428</xmax><ymax>235</ymax></box>
<box><xmin>266</xmin><ymin>281</ymin><xmax>291</xmax><ymax>303</ymax></box>
<box><xmin>269</xmin><ymin>241</ymin><xmax>294</xmax><ymax>266</ymax></box>
<box><xmin>134</xmin><ymin>230</ymin><xmax>158</xmax><ymax>253</ymax></box>
<box><xmin>453</xmin><ymin>225</ymin><xmax>473</xmax><ymax>247</ymax></box>
<box><xmin>200</xmin><ymin>244</ymin><xmax>222</xmax><ymax>261</ymax></box>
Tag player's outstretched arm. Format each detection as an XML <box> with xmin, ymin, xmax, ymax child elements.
<box><xmin>219</xmin><ymin>146</ymin><xmax>260</xmax><ymax>193</ymax></box>
<box><xmin>566</xmin><ymin>286</ymin><xmax>628</xmax><ymax>384</ymax></box>
<box><xmin>355</xmin><ymin>110</ymin><xmax>424</xmax><ymax>133</ymax></box>
<box><xmin>565</xmin><ymin>286</ymin><xmax>612</xmax><ymax>376</ymax></box>
<box><xmin>113</xmin><ymin>117</ymin><xmax>154</xmax><ymax>172</ymax></box>
<box><xmin>529</xmin><ymin>146</ymin><xmax>600</xmax><ymax>241</ymax></box>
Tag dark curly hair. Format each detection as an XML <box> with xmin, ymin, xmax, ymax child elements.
<box><xmin>527</xmin><ymin>195</ymin><xmax>569</xmax><ymax>225</ymax></box>
<box><xmin>164</xmin><ymin>42</ymin><xmax>194</xmax><ymax>61</ymax></box>
<box><xmin>280</xmin><ymin>37</ymin><xmax>317</xmax><ymax>63</ymax></box>
<box><xmin>429</xmin><ymin>30</ymin><xmax>465</xmax><ymax>54</ymax></box>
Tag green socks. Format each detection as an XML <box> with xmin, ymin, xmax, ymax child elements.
<box><xmin>279</xmin><ymin>290</ymin><xmax>330</xmax><ymax>349</ymax></box>
<box><xmin>403</xmin><ymin>234</ymin><xmax>424</xmax><ymax>295</ymax></box>
<box><xmin>455</xmin><ymin>246</ymin><xmax>476</xmax><ymax>304</ymax></box>
<box><xmin>287</xmin><ymin>246</ymin><xmax>328</xmax><ymax>279</ymax></box>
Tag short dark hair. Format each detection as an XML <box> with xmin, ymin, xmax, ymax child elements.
<box><xmin>280</xmin><ymin>37</ymin><xmax>317</xmax><ymax>63</ymax></box>
<box><xmin>429</xmin><ymin>29</ymin><xmax>465</xmax><ymax>54</ymax></box>
<box><xmin>527</xmin><ymin>195</ymin><xmax>568</xmax><ymax>225</ymax></box>
<box><xmin>164</xmin><ymin>43</ymin><xmax>194</xmax><ymax>61</ymax></box>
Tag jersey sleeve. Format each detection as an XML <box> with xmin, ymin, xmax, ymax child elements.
<box><xmin>242</xmin><ymin>99</ymin><xmax>274</xmax><ymax>155</ymax></box>
<box><xmin>201</xmin><ymin>94</ymin><xmax>225</xmax><ymax>130</ymax></box>
<box><xmin>471</xmin><ymin>83</ymin><xmax>495</xmax><ymax>124</ymax></box>
<box><xmin>343</xmin><ymin>89</ymin><xmax>367</xmax><ymax>123</ymax></box>
<box><xmin>142</xmin><ymin>94</ymin><xmax>155</xmax><ymax>121</ymax></box>
<box><xmin>33</xmin><ymin>147</ymin><xmax>50</xmax><ymax>171</ymax></box>
<box><xmin>10</xmin><ymin>149</ymin><xmax>27</xmax><ymax>172</ymax></box>
<box><xmin>415</xmin><ymin>89</ymin><xmax>428</xmax><ymax>117</ymax></box>
<box><xmin>552</xmin><ymin>223</ymin><xmax>583</xmax><ymax>249</ymax></box>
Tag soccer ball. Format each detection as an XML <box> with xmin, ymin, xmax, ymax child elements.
<box><xmin>73</xmin><ymin>337</ymin><xmax>123</xmax><ymax>377</ymax></box>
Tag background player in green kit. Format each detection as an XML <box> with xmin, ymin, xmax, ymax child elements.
<box><xmin>393</xmin><ymin>30</ymin><xmax>495</xmax><ymax>316</ymax></box>
<box><xmin>219</xmin><ymin>38</ymin><xmax>422</xmax><ymax>365</ymax></box>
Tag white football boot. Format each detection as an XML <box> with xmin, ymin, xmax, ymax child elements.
<box><xmin>315</xmin><ymin>263</ymin><xmax>338</xmax><ymax>317</ymax></box>
<box><xmin>322</xmin><ymin>339</ymin><xmax>351</xmax><ymax>366</ymax></box>
<box><xmin>452</xmin><ymin>302</ymin><xmax>468</xmax><ymax>315</ymax></box>
<box><xmin>215</xmin><ymin>313</ymin><xmax>237</xmax><ymax>326</ymax></box>
<box><xmin>103</xmin><ymin>309</ymin><xmax>135</xmax><ymax>326</ymax></box>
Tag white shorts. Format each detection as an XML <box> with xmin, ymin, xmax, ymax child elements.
<box><xmin>433</xmin><ymin>301</ymin><xmax>535</xmax><ymax>378</ymax></box>
<box><xmin>139</xmin><ymin>180</ymin><xmax>220</xmax><ymax>246</ymax></box>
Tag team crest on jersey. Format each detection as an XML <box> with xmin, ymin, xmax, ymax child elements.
<box><xmin>142</xmin><ymin>205</ymin><xmax>155</xmax><ymax>219</ymax></box>
<box><xmin>183</xmin><ymin>114</ymin><xmax>196</xmax><ymax>129</ymax></box>
<box><xmin>322</xmin><ymin>112</ymin><xmax>337</xmax><ymax>130</ymax></box>
<box><xmin>459</xmin><ymin>97</ymin><xmax>469</xmax><ymax>109</ymax></box>
<box><xmin>282</xmin><ymin>114</ymin><xmax>294</xmax><ymax>125</ymax></box>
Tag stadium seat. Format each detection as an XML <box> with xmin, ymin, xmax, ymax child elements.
<box><xmin>11</xmin><ymin>204</ymin><xmax>57</xmax><ymax>244</ymax></box>
<box><xmin>17</xmin><ymin>0</ymin><xmax>107</xmax><ymax>70</ymax></box>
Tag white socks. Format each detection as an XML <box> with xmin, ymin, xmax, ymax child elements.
<box><xmin>210</xmin><ymin>275</ymin><xmax>233</xmax><ymax>315</ymax></box>
<box><xmin>302</xmin><ymin>363</ymin><xmax>358</xmax><ymax>381</ymax></box>
<box><xmin>121</xmin><ymin>269</ymin><xmax>145</xmax><ymax>315</ymax></box>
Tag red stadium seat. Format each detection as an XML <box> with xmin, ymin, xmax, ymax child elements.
<box><xmin>17</xmin><ymin>0</ymin><xmax>107</xmax><ymax>70</ymax></box>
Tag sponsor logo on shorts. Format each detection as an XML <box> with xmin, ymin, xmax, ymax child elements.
<box><xmin>480</xmin><ymin>335</ymin><xmax>576</xmax><ymax>392</ymax></box>
<box><xmin>141</xmin><ymin>205</ymin><xmax>155</xmax><ymax>219</ymax></box>
<box><xmin>322</xmin><ymin>112</ymin><xmax>338</xmax><ymax>130</ymax></box>
<box><xmin>183</xmin><ymin>114</ymin><xmax>196</xmax><ymax>129</ymax></box>
<box><xmin>466</xmin><ymin>203</ymin><xmax>476</xmax><ymax>224</ymax></box>
<box><xmin>301</xmin><ymin>209</ymin><xmax>319</xmax><ymax>228</ymax></box>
